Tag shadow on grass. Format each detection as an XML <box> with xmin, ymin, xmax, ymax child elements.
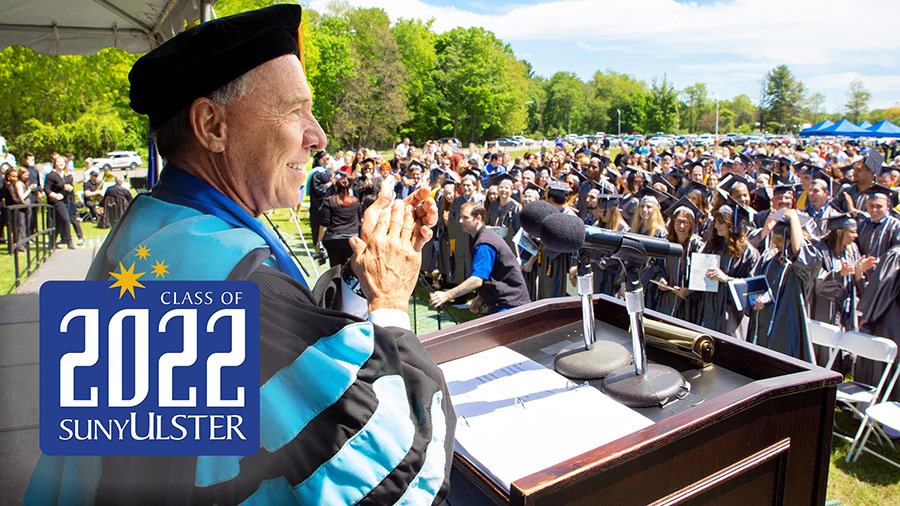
<box><xmin>831</xmin><ymin>410</ymin><xmax>900</xmax><ymax>485</ymax></box>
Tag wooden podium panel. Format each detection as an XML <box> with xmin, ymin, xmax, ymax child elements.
<box><xmin>420</xmin><ymin>294</ymin><xmax>841</xmax><ymax>506</ymax></box>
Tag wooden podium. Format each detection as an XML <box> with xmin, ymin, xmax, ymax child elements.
<box><xmin>420</xmin><ymin>294</ymin><xmax>841</xmax><ymax>506</ymax></box>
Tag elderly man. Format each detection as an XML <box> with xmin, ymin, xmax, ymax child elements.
<box><xmin>26</xmin><ymin>5</ymin><xmax>453</xmax><ymax>505</ymax></box>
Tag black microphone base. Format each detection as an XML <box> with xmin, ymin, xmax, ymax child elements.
<box><xmin>601</xmin><ymin>364</ymin><xmax>689</xmax><ymax>408</ymax></box>
<box><xmin>554</xmin><ymin>341</ymin><xmax>632</xmax><ymax>380</ymax></box>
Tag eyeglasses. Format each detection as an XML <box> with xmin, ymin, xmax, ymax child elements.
<box><xmin>674</xmin><ymin>219</ymin><xmax>692</xmax><ymax>226</ymax></box>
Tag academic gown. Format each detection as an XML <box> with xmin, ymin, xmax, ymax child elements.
<box><xmin>435</xmin><ymin>197</ymin><xmax>454</xmax><ymax>286</ymax></box>
<box><xmin>638</xmin><ymin>225</ymin><xmax>670</xmax><ymax>309</ymax></box>
<box><xmin>804</xmin><ymin>203</ymin><xmax>840</xmax><ymax>240</ymax></box>
<box><xmin>590</xmin><ymin>220</ymin><xmax>630</xmax><ymax>296</ymax></box>
<box><xmin>536</xmin><ymin>207</ymin><xmax>577</xmax><ymax>299</ymax></box>
<box><xmin>810</xmin><ymin>240</ymin><xmax>861</xmax><ymax>329</ymax></box>
<box><xmin>857</xmin><ymin>215</ymin><xmax>900</xmax><ymax>260</ymax></box>
<box><xmin>25</xmin><ymin>196</ymin><xmax>455</xmax><ymax>506</ymax></box>
<box><xmin>652</xmin><ymin>235</ymin><xmax>705</xmax><ymax>320</ymax></box>
<box><xmin>748</xmin><ymin>241</ymin><xmax>820</xmax><ymax>362</ymax></box>
<box><xmin>698</xmin><ymin>242</ymin><xmax>760</xmax><ymax>337</ymax></box>
<box><xmin>857</xmin><ymin>245</ymin><xmax>900</xmax><ymax>402</ymax></box>
<box><xmin>486</xmin><ymin>198</ymin><xmax>522</xmax><ymax>254</ymax></box>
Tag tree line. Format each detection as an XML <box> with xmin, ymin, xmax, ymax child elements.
<box><xmin>1</xmin><ymin>0</ymin><xmax>897</xmax><ymax>163</ymax></box>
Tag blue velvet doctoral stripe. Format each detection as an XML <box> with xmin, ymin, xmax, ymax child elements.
<box><xmin>194</xmin><ymin>455</ymin><xmax>242</xmax><ymax>488</ymax></box>
<box><xmin>293</xmin><ymin>375</ymin><xmax>415</xmax><ymax>505</ymax></box>
<box><xmin>259</xmin><ymin>322</ymin><xmax>375</xmax><ymax>452</ymax></box>
<box><xmin>151</xmin><ymin>165</ymin><xmax>307</xmax><ymax>287</ymax></box>
<box><xmin>394</xmin><ymin>391</ymin><xmax>447</xmax><ymax>506</ymax></box>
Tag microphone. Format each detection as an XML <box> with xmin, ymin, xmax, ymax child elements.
<box><xmin>520</xmin><ymin>201</ymin><xmax>558</xmax><ymax>238</ymax></box>
<box><xmin>540</xmin><ymin>213</ymin><xmax>683</xmax><ymax>258</ymax></box>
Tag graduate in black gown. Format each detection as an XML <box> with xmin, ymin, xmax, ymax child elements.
<box><xmin>859</xmin><ymin>244</ymin><xmax>900</xmax><ymax>402</ymax></box>
<box><xmin>654</xmin><ymin>197</ymin><xmax>705</xmax><ymax>320</ymax></box>
<box><xmin>698</xmin><ymin>201</ymin><xmax>760</xmax><ymax>337</ymax></box>
<box><xmin>747</xmin><ymin>210</ymin><xmax>821</xmax><ymax>362</ymax></box>
<box><xmin>536</xmin><ymin>181</ymin><xmax>576</xmax><ymax>299</ymax></box>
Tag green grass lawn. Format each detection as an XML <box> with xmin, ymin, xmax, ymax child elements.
<box><xmin>2</xmin><ymin>189</ymin><xmax>899</xmax><ymax>503</ymax></box>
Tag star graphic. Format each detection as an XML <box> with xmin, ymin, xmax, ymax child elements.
<box><xmin>135</xmin><ymin>244</ymin><xmax>151</xmax><ymax>261</ymax></box>
<box><xmin>151</xmin><ymin>259</ymin><xmax>170</xmax><ymax>279</ymax></box>
<box><xmin>109</xmin><ymin>262</ymin><xmax>146</xmax><ymax>299</ymax></box>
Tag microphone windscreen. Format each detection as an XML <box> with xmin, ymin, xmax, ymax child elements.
<box><xmin>520</xmin><ymin>201</ymin><xmax>558</xmax><ymax>237</ymax></box>
<box><xmin>540</xmin><ymin>213</ymin><xmax>585</xmax><ymax>253</ymax></box>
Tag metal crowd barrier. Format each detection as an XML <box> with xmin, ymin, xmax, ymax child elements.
<box><xmin>3</xmin><ymin>202</ymin><xmax>55</xmax><ymax>289</ymax></box>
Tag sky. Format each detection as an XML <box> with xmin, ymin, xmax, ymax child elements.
<box><xmin>305</xmin><ymin>0</ymin><xmax>900</xmax><ymax>113</ymax></box>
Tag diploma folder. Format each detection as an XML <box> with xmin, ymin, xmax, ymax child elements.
<box><xmin>727</xmin><ymin>275</ymin><xmax>772</xmax><ymax>312</ymax></box>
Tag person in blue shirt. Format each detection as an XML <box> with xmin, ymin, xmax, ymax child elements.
<box><xmin>430</xmin><ymin>202</ymin><xmax>530</xmax><ymax>314</ymax></box>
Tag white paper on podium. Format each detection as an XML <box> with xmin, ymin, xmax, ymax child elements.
<box><xmin>439</xmin><ymin>346</ymin><xmax>653</xmax><ymax>491</ymax></box>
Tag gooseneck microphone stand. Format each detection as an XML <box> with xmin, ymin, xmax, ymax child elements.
<box><xmin>600</xmin><ymin>237</ymin><xmax>689</xmax><ymax>407</ymax></box>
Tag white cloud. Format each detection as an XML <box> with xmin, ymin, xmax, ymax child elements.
<box><xmin>306</xmin><ymin>0</ymin><xmax>900</xmax><ymax>108</ymax></box>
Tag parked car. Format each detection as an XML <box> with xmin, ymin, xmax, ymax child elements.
<box><xmin>695</xmin><ymin>134</ymin><xmax>715</xmax><ymax>146</ymax></box>
<box><xmin>511</xmin><ymin>135</ymin><xmax>535</xmax><ymax>146</ymax></box>
<box><xmin>93</xmin><ymin>151</ymin><xmax>143</xmax><ymax>171</ymax></box>
<box><xmin>437</xmin><ymin>137</ymin><xmax>461</xmax><ymax>148</ymax></box>
<box><xmin>490</xmin><ymin>137</ymin><xmax>522</xmax><ymax>147</ymax></box>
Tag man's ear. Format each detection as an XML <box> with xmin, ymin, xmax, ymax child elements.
<box><xmin>189</xmin><ymin>98</ymin><xmax>227</xmax><ymax>153</ymax></box>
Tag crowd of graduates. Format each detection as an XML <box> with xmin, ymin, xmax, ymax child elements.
<box><xmin>309</xmin><ymin>135</ymin><xmax>900</xmax><ymax>400</ymax></box>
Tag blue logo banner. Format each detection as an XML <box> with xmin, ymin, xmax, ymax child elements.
<box><xmin>40</xmin><ymin>280</ymin><xmax>260</xmax><ymax>456</ymax></box>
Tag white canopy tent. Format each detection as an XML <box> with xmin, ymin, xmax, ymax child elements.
<box><xmin>0</xmin><ymin>0</ymin><xmax>217</xmax><ymax>55</ymax></box>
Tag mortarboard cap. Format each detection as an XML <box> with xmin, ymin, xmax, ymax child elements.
<box><xmin>524</xmin><ymin>181</ymin><xmax>546</xmax><ymax>199</ymax></box>
<box><xmin>772</xmin><ymin>183</ymin><xmax>796</xmax><ymax>196</ymax></box>
<box><xmin>547</xmin><ymin>180</ymin><xmax>570</xmax><ymax>199</ymax></box>
<box><xmin>488</xmin><ymin>173</ymin><xmax>515</xmax><ymax>188</ymax></box>
<box><xmin>823</xmin><ymin>212</ymin><xmax>857</xmax><ymax>232</ymax></box>
<box><xmin>686</xmin><ymin>179</ymin><xmax>710</xmax><ymax>197</ymax></box>
<box><xmin>651</xmin><ymin>172</ymin><xmax>675</xmax><ymax>193</ymax></box>
<box><xmin>769</xmin><ymin>209</ymin><xmax>812</xmax><ymax>237</ymax></box>
<box><xmin>461</xmin><ymin>169</ymin><xmax>481</xmax><ymax>182</ymax></box>
<box><xmin>864</xmin><ymin>149</ymin><xmax>885</xmax><ymax>173</ymax></box>
<box><xmin>718</xmin><ymin>173</ymin><xmax>753</xmax><ymax>193</ymax></box>
<box><xmin>862</xmin><ymin>183</ymin><xmax>899</xmax><ymax>207</ymax></box>
<box><xmin>808</xmin><ymin>169</ymin><xmax>833</xmax><ymax>194</ymax></box>
<box><xmin>716</xmin><ymin>197</ymin><xmax>753</xmax><ymax>233</ymax></box>
<box><xmin>636</xmin><ymin>185</ymin><xmax>673</xmax><ymax>209</ymax></box>
<box><xmin>605</xmin><ymin>165</ymin><xmax>621</xmax><ymax>178</ymax></box>
<box><xmin>130</xmin><ymin>4</ymin><xmax>303</xmax><ymax>129</ymax></box>
<box><xmin>595</xmin><ymin>193</ymin><xmax>623</xmax><ymax>209</ymax></box>
<box><xmin>663</xmin><ymin>196</ymin><xmax>702</xmax><ymax>223</ymax></box>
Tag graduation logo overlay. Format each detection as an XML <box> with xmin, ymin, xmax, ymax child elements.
<box><xmin>40</xmin><ymin>245</ymin><xmax>260</xmax><ymax>456</ymax></box>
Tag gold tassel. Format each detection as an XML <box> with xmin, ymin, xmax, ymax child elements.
<box><xmin>296</xmin><ymin>23</ymin><xmax>306</xmax><ymax>74</ymax></box>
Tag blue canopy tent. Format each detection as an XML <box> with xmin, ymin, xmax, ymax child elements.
<box><xmin>798</xmin><ymin>119</ymin><xmax>834</xmax><ymax>136</ymax></box>
<box><xmin>857</xmin><ymin>120</ymin><xmax>873</xmax><ymax>129</ymax></box>
<box><xmin>816</xmin><ymin>118</ymin><xmax>872</xmax><ymax>137</ymax></box>
<box><xmin>866</xmin><ymin>120</ymin><xmax>900</xmax><ymax>138</ymax></box>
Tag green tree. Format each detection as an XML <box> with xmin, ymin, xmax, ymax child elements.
<box><xmin>329</xmin><ymin>8</ymin><xmax>408</xmax><ymax>149</ymax></box>
<box><xmin>589</xmin><ymin>70</ymin><xmax>646</xmax><ymax>134</ymax></box>
<box><xmin>391</xmin><ymin>18</ymin><xmax>441</xmax><ymax>143</ymax></box>
<box><xmin>543</xmin><ymin>72</ymin><xmax>585</xmax><ymax>134</ymax></box>
<box><xmin>844</xmin><ymin>79</ymin><xmax>871</xmax><ymax>124</ymax></box>
<box><xmin>620</xmin><ymin>91</ymin><xmax>648</xmax><ymax>134</ymax></box>
<box><xmin>680</xmin><ymin>83</ymin><xmax>709</xmax><ymax>133</ymax></box>
<box><xmin>433</xmin><ymin>27</ymin><xmax>526</xmax><ymax>142</ymax></box>
<box><xmin>763</xmin><ymin>65</ymin><xmax>806</xmax><ymax>132</ymax></box>
<box><xmin>303</xmin><ymin>10</ymin><xmax>356</xmax><ymax>139</ymax></box>
<box><xmin>806</xmin><ymin>92</ymin><xmax>826</xmax><ymax>124</ymax></box>
<box><xmin>644</xmin><ymin>76</ymin><xmax>679</xmax><ymax>133</ymax></box>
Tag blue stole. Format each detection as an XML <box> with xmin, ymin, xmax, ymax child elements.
<box><xmin>152</xmin><ymin>166</ymin><xmax>308</xmax><ymax>288</ymax></box>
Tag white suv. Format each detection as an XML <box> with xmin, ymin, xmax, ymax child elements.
<box><xmin>93</xmin><ymin>151</ymin><xmax>142</xmax><ymax>171</ymax></box>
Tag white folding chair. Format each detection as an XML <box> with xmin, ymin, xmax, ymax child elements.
<box><xmin>807</xmin><ymin>319</ymin><xmax>842</xmax><ymax>369</ymax></box>
<box><xmin>848</xmin><ymin>355</ymin><xmax>900</xmax><ymax>468</ymax></box>
<box><xmin>834</xmin><ymin>331</ymin><xmax>897</xmax><ymax>462</ymax></box>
